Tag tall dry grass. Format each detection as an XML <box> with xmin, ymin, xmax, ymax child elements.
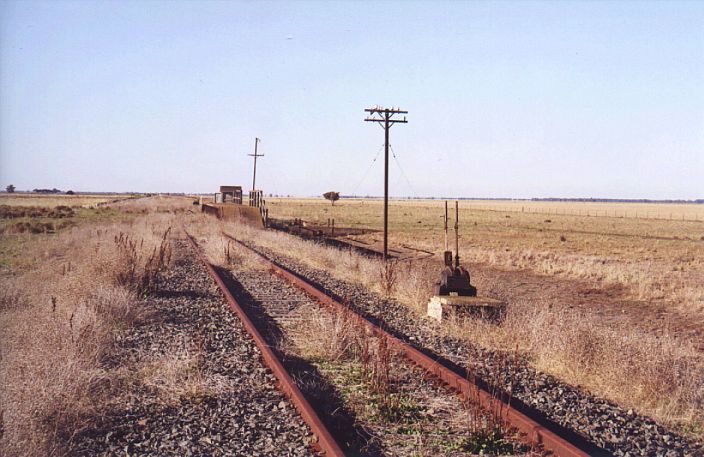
<box><xmin>208</xmin><ymin>218</ymin><xmax>432</xmax><ymax>310</ymax></box>
<box><xmin>211</xmin><ymin>218</ymin><xmax>704</xmax><ymax>438</ymax></box>
<box><xmin>0</xmin><ymin>211</ymin><xmax>176</xmax><ymax>456</ymax></box>
<box><xmin>453</xmin><ymin>302</ymin><xmax>704</xmax><ymax>431</ymax></box>
<box><xmin>106</xmin><ymin>194</ymin><xmax>194</xmax><ymax>214</ymax></box>
<box><xmin>267</xmin><ymin>198</ymin><xmax>704</xmax><ymax>314</ymax></box>
<box><xmin>464</xmin><ymin>246</ymin><xmax>704</xmax><ymax>315</ymax></box>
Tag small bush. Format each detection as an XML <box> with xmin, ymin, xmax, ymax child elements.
<box><xmin>379</xmin><ymin>261</ymin><xmax>399</xmax><ymax>297</ymax></box>
<box><xmin>461</xmin><ymin>429</ymin><xmax>515</xmax><ymax>454</ymax></box>
<box><xmin>113</xmin><ymin>228</ymin><xmax>172</xmax><ymax>294</ymax></box>
<box><xmin>0</xmin><ymin>285</ymin><xmax>28</xmax><ymax>311</ymax></box>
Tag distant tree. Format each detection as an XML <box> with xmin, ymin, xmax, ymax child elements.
<box><xmin>6</xmin><ymin>184</ymin><xmax>15</xmax><ymax>193</ymax></box>
<box><xmin>323</xmin><ymin>191</ymin><xmax>340</xmax><ymax>206</ymax></box>
<box><xmin>66</xmin><ymin>190</ymin><xmax>75</xmax><ymax>195</ymax></box>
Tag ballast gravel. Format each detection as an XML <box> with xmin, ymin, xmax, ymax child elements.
<box><xmin>240</xmin><ymin>239</ymin><xmax>703</xmax><ymax>457</ymax></box>
<box><xmin>73</xmin><ymin>239</ymin><xmax>315</xmax><ymax>456</ymax></box>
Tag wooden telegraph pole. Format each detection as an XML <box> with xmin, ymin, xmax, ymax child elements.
<box><xmin>364</xmin><ymin>106</ymin><xmax>408</xmax><ymax>260</ymax></box>
<box><xmin>249</xmin><ymin>137</ymin><xmax>263</xmax><ymax>192</ymax></box>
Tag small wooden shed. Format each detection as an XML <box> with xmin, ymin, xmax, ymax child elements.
<box><xmin>218</xmin><ymin>186</ymin><xmax>243</xmax><ymax>204</ymax></box>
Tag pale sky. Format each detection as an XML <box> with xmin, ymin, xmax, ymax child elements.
<box><xmin>1</xmin><ymin>1</ymin><xmax>702</xmax><ymax>199</ymax></box>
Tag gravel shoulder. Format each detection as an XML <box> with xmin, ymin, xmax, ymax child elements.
<box><xmin>73</xmin><ymin>238</ymin><xmax>315</xmax><ymax>456</ymax></box>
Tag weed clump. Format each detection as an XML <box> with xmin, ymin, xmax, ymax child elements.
<box><xmin>460</xmin><ymin>429</ymin><xmax>515</xmax><ymax>454</ymax></box>
<box><xmin>379</xmin><ymin>261</ymin><xmax>399</xmax><ymax>298</ymax></box>
<box><xmin>113</xmin><ymin>227</ymin><xmax>172</xmax><ymax>294</ymax></box>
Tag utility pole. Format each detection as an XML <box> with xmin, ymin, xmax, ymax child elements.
<box><xmin>364</xmin><ymin>106</ymin><xmax>408</xmax><ymax>261</ymax></box>
<box><xmin>248</xmin><ymin>137</ymin><xmax>263</xmax><ymax>191</ymax></box>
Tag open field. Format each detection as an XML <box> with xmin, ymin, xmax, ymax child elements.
<box><xmin>0</xmin><ymin>193</ymin><xmax>137</xmax><ymax>208</ymax></box>
<box><xmin>0</xmin><ymin>195</ymin><xmax>192</xmax><ymax>273</ymax></box>
<box><xmin>0</xmin><ymin>204</ymin><xmax>132</xmax><ymax>273</ymax></box>
<box><xmin>267</xmin><ymin>198</ymin><xmax>704</xmax><ymax>314</ymax></box>
<box><xmin>451</xmin><ymin>199</ymin><xmax>703</xmax><ymax>221</ymax></box>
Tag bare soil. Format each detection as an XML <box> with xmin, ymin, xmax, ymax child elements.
<box><xmin>469</xmin><ymin>262</ymin><xmax>704</xmax><ymax>350</ymax></box>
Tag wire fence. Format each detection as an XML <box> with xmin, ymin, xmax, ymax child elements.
<box><xmin>465</xmin><ymin>204</ymin><xmax>704</xmax><ymax>222</ymax></box>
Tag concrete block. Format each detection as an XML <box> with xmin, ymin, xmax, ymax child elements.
<box><xmin>427</xmin><ymin>295</ymin><xmax>506</xmax><ymax>322</ymax></box>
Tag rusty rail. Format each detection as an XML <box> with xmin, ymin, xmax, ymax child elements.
<box><xmin>223</xmin><ymin>231</ymin><xmax>593</xmax><ymax>457</ymax></box>
<box><xmin>183</xmin><ymin>230</ymin><xmax>345</xmax><ymax>457</ymax></box>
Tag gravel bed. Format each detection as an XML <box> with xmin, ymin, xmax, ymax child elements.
<box><xmin>73</xmin><ymin>239</ymin><xmax>315</xmax><ymax>456</ymax></box>
<box><xmin>241</xmin><ymin>239</ymin><xmax>703</xmax><ymax>457</ymax></box>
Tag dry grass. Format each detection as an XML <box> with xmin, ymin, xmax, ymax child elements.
<box><xmin>212</xmin><ymin>216</ymin><xmax>704</xmax><ymax>438</ymax></box>
<box><xmin>267</xmin><ymin>198</ymin><xmax>704</xmax><ymax>314</ymax></box>
<box><xmin>0</xmin><ymin>193</ymin><xmax>135</xmax><ymax>208</ymax></box>
<box><xmin>184</xmin><ymin>213</ymin><xmax>267</xmax><ymax>272</ymax></box>
<box><xmin>214</xmin><ymin>219</ymin><xmax>432</xmax><ymax>312</ymax></box>
<box><xmin>452</xmin><ymin>302</ymin><xmax>704</xmax><ymax>433</ymax></box>
<box><xmin>0</xmin><ymin>199</ymin><xmax>182</xmax><ymax>456</ymax></box>
<box><xmin>128</xmin><ymin>347</ymin><xmax>232</xmax><ymax>405</ymax></box>
<box><xmin>106</xmin><ymin>194</ymin><xmax>194</xmax><ymax>213</ymax></box>
<box><xmin>289</xmin><ymin>304</ymin><xmax>360</xmax><ymax>363</ymax></box>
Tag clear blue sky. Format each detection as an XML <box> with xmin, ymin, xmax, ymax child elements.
<box><xmin>1</xmin><ymin>1</ymin><xmax>702</xmax><ymax>199</ymax></box>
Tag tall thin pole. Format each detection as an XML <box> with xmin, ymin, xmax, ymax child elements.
<box><xmin>444</xmin><ymin>200</ymin><xmax>448</xmax><ymax>252</ymax></box>
<box><xmin>252</xmin><ymin>138</ymin><xmax>258</xmax><ymax>191</ymax></box>
<box><xmin>454</xmin><ymin>200</ymin><xmax>460</xmax><ymax>268</ymax></box>
<box><xmin>383</xmin><ymin>112</ymin><xmax>390</xmax><ymax>261</ymax></box>
<box><xmin>364</xmin><ymin>106</ymin><xmax>408</xmax><ymax>261</ymax></box>
<box><xmin>249</xmin><ymin>137</ymin><xmax>263</xmax><ymax>192</ymax></box>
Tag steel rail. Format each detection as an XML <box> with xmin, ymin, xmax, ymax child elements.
<box><xmin>223</xmin><ymin>231</ymin><xmax>592</xmax><ymax>457</ymax></box>
<box><xmin>183</xmin><ymin>230</ymin><xmax>345</xmax><ymax>457</ymax></box>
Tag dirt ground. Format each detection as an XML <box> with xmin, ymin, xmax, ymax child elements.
<box><xmin>469</xmin><ymin>262</ymin><xmax>704</xmax><ymax>350</ymax></box>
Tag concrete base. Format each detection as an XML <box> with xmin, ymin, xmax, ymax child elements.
<box><xmin>427</xmin><ymin>295</ymin><xmax>506</xmax><ymax>322</ymax></box>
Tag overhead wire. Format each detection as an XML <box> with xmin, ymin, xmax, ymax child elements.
<box><xmin>350</xmin><ymin>143</ymin><xmax>385</xmax><ymax>197</ymax></box>
<box><xmin>389</xmin><ymin>143</ymin><xmax>418</xmax><ymax>198</ymax></box>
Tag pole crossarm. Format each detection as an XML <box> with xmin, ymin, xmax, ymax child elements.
<box><xmin>364</xmin><ymin>117</ymin><xmax>408</xmax><ymax>124</ymax></box>
<box><xmin>364</xmin><ymin>107</ymin><xmax>408</xmax><ymax>114</ymax></box>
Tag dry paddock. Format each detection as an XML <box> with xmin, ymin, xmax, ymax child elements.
<box><xmin>1</xmin><ymin>195</ymin><xmax>703</xmax><ymax>456</ymax></box>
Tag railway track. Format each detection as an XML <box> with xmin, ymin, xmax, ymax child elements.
<box><xmin>184</xmin><ymin>231</ymin><xmax>345</xmax><ymax>457</ymax></box>
<box><xmin>184</xmin><ymin>227</ymin><xmax>601</xmax><ymax>456</ymax></box>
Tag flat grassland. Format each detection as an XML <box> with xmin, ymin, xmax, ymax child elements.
<box><xmin>0</xmin><ymin>194</ymin><xmax>139</xmax><ymax>273</ymax></box>
<box><xmin>268</xmin><ymin>198</ymin><xmax>704</xmax><ymax>315</ymax></box>
<box><xmin>0</xmin><ymin>192</ymin><xmax>136</xmax><ymax>208</ymax></box>
<box><xmin>264</xmin><ymin>197</ymin><xmax>704</xmax><ymax>436</ymax></box>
